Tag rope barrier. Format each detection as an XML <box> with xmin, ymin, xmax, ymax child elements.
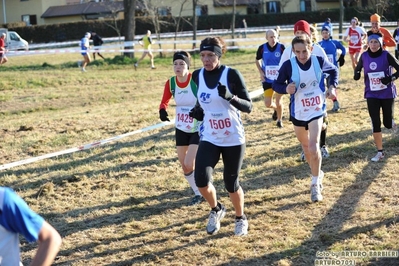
<box><xmin>0</xmin><ymin>89</ymin><xmax>263</xmax><ymax>171</ymax></box>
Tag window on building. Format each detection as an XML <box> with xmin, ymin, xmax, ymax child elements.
<box><xmin>266</xmin><ymin>1</ymin><xmax>280</xmax><ymax>13</ymax></box>
<box><xmin>300</xmin><ymin>0</ymin><xmax>312</xmax><ymax>11</ymax></box>
<box><xmin>195</xmin><ymin>5</ymin><xmax>208</xmax><ymax>16</ymax></box>
<box><xmin>158</xmin><ymin>7</ymin><xmax>171</xmax><ymax>16</ymax></box>
<box><xmin>22</xmin><ymin>14</ymin><xmax>37</xmax><ymax>25</ymax></box>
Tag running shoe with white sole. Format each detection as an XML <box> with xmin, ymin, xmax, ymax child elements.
<box><xmin>321</xmin><ymin>145</ymin><xmax>330</xmax><ymax>158</ymax></box>
<box><xmin>235</xmin><ymin>218</ymin><xmax>248</xmax><ymax>236</ymax></box>
<box><xmin>371</xmin><ymin>151</ymin><xmax>384</xmax><ymax>162</ymax></box>
<box><xmin>311</xmin><ymin>183</ymin><xmax>323</xmax><ymax>202</ymax></box>
<box><xmin>206</xmin><ymin>205</ymin><xmax>226</xmax><ymax>235</ymax></box>
<box><xmin>189</xmin><ymin>195</ymin><xmax>204</xmax><ymax>206</ymax></box>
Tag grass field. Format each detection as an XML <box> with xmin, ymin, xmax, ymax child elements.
<box><xmin>1</xmin><ymin>31</ymin><xmax>399</xmax><ymax>266</ymax></box>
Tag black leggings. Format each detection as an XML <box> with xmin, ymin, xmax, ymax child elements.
<box><xmin>367</xmin><ymin>98</ymin><xmax>395</xmax><ymax>133</ymax></box>
<box><xmin>194</xmin><ymin>141</ymin><xmax>245</xmax><ymax>193</ymax></box>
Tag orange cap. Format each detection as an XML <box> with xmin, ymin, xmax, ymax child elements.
<box><xmin>370</xmin><ymin>13</ymin><xmax>380</xmax><ymax>22</ymax></box>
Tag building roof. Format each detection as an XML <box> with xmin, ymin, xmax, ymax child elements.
<box><xmin>41</xmin><ymin>1</ymin><xmax>124</xmax><ymax>18</ymax></box>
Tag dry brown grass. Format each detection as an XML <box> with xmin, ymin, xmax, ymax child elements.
<box><xmin>1</xmin><ymin>34</ymin><xmax>399</xmax><ymax>266</ymax></box>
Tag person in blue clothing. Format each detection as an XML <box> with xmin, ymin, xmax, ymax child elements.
<box><xmin>280</xmin><ymin>20</ymin><xmax>332</xmax><ymax>161</ymax></box>
<box><xmin>78</xmin><ymin>32</ymin><xmax>91</xmax><ymax>72</ymax></box>
<box><xmin>393</xmin><ymin>19</ymin><xmax>399</xmax><ymax>60</ymax></box>
<box><xmin>0</xmin><ymin>186</ymin><xmax>62</xmax><ymax>265</ymax></box>
<box><xmin>322</xmin><ymin>18</ymin><xmax>333</xmax><ymax>39</ymax></box>
<box><xmin>255</xmin><ymin>29</ymin><xmax>286</xmax><ymax>127</ymax></box>
<box><xmin>319</xmin><ymin>26</ymin><xmax>346</xmax><ymax>112</ymax></box>
<box><xmin>273</xmin><ymin>34</ymin><xmax>339</xmax><ymax>203</ymax></box>
<box><xmin>354</xmin><ymin>32</ymin><xmax>399</xmax><ymax>162</ymax></box>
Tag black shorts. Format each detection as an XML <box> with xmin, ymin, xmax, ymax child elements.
<box><xmin>175</xmin><ymin>128</ymin><xmax>199</xmax><ymax>146</ymax></box>
<box><xmin>262</xmin><ymin>81</ymin><xmax>273</xmax><ymax>91</ymax></box>
<box><xmin>290</xmin><ymin>115</ymin><xmax>323</xmax><ymax>130</ymax></box>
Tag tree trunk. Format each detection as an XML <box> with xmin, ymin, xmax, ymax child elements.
<box><xmin>123</xmin><ymin>0</ymin><xmax>136</xmax><ymax>58</ymax></box>
<box><xmin>231</xmin><ymin>0</ymin><xmax>236</xmax><ymax>45</ymax></box>
<box><xmin>339</xmin><ymin>0</ymin><xmax>344</xmax><ymax>40</ymax></box>
<box><xmin>192</xmin><ymin>0</ymin><xmax>197</xmax><ymax>50</ymax></box>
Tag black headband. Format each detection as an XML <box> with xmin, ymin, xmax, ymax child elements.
<box><xmin>200</xmin><ymin>44</ymin><xmax>222</xmax><ymax>57</ymax></box>
<box><xmin>173</xmin><ymin>53</ymin><xmax>190</xmax><ymax>68</ymax></box>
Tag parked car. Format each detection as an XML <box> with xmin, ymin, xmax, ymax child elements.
<box><xmin>0</xmin><ymin>28</ymin><xmax>29</xmax><ymax>51</ymax></box>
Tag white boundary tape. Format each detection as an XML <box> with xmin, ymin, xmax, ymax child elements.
<box><xmin>0</xmin><ymin>89</ymin><xmax>263</xmax><ymax>171</ymax></box>
<box><xmin>7</xmin><ymin>37</ymin><xmax>275</xmax><ymax>56</ymax></box>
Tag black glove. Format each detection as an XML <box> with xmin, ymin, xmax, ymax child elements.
<box><xmin>353</xmin><ymin>71</ymin><xmax>361</xmax><ymax>81</ymax></box>
<box><xmin>338</xmin><ymin>54</ymin><xmax>345</xmax><ymax>67</ymax></box>
<box><xmin>217</xmin><ymin>82</ymin><xmax>233</xmax><ymax>101</ymax></box>
<box><xmin>380</xmin><ymin>76</ymin><xmax>393</xmax><ymax>85</ymax></box>
<box><xmin>159</xmin><ymin>109</ymin><xmax>170</xmax><ymax>122</ymax></box>
<box><xmin>189</xmin><ymin>105</ymin><xmax>204</xmax><ymax>121</ymax></box>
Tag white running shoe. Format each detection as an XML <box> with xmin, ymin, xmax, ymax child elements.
<box><xmin>321</xmin><ymin>145</ymin><xmax>330</xmax><ymax>158</ymax></box>
<box><xmin>134</xmin><ymin>63</ymin><xmax>138</xmax><ymax>70</ymax></box>
<box><xmin>235</xmin><ymin>218</ymin><xmax>248</xmax><ymax>236</ymax></box>
<box><xmin>310</xmin><ymin>183</ymin><xmax>323</xmax><ymax>202</ymax></box>
<box><xmin>206</xmin><ymin>205</ymin><xmax>226</xmax><ymax>235</ymax></box>
<box><xmin>371</xmin><ymin>152</ymin><xmax>384</xmax><ymax>162</ymax></box>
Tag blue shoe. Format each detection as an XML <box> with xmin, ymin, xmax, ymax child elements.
<box><xmin>189</xmin><ymin>195</ymin><xmax>204</xmax><ymax>206</ymax></box>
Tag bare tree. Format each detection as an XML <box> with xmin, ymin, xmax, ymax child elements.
<box><xmin>213</xmin><ymin>0</ymin><xmax>237</xmax><ymax>43</ymax></box>
<box><xmin>339</xmin><ymin>0</ymin><xmax>344</xmax><ymax>40</ymax></box>
<box><xmin>95</xmin><ymin>1</ymin><xmax>125</xmax><ymax>55</ymax></box>
<box><xmin>123</xmin><ymin>0</ymin><xmax>136</xmax><ymax>58</ymax></box>
<box><xmin>140</xmin><ymin>0</ymin><xmax>169</xmax><ymax>58</ymax></box>
<box><xmin>171</xmin><ymin>0</ymin><xmax>190</xmax><ymax>50</ymax></box>
<box><xmin>231</xmin><ymin>0</ymin><xmax>236</xmax><ymax>46</ymax></box>
<box><xmin>192</xmin><ymin>0</ymin><xmax>198</xmax><ymax>50</ymax></box>
<box><xmin>352</xmin><ymin>0</ymin><xmax>390</xmax><ymax>23</ymax></box>
<box><xmin>368</xmin><ymin>0</ymin><xmax>390</xmax><ymax>18</ymax></box>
